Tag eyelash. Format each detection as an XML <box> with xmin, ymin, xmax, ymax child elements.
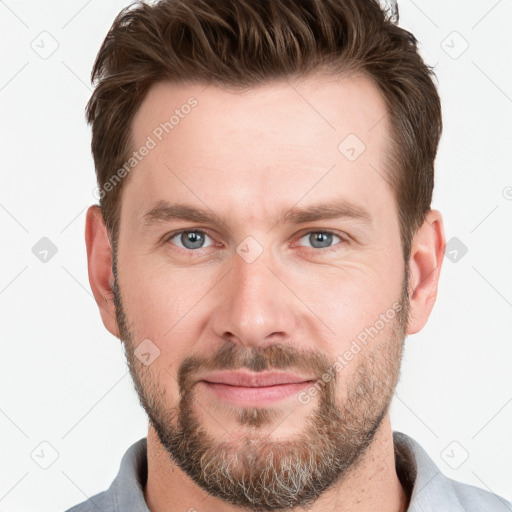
<box><xmin>164</xmin><ymin>229</ymin><xmax>347</xmax><ymax>254</ymax></box>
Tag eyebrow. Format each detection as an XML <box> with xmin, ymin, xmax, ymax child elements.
<box><xmin>280</xmin><ymin>200</ymin><xmax>372</xmax><ymax>225</ymax></box>
<box><xmin>142</xmin><ymin>199</ymin><xmax>372</xmax><ymax>229</ymax></box>
<box><xmin>143</xmin><ymin>201</ymin><xmax>229</xmax><ymax>229</ymax></box>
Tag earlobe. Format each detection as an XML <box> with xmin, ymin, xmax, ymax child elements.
<box><xmin>406</xmin><ymin>209</ymin><xmax>446</xmax><ymax>335</ymax></box>
<box><xmin>85</xmin><ymin>205</ymin><xmax>120</xmax><ymax>338</ymax></box>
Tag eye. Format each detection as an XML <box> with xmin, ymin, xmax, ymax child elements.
<box><xmin>297</xmin><ymin>230</ymin><xmax>344</xmax><ymax>250</ymax></box>
<box><xmin>166</xmin><ymin>230</ymin><xmax>215</xmax><ymax>250</ymax></box>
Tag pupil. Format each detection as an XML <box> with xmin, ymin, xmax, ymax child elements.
<box><xmin>311</xmin><ymin>232</ymin><xmax>332</xmax><ymax>248</ymax></box>
<box><xmin>182</xmin><ymin>231</ymin><xmax>204</xmax><ymax>249</ymax></box>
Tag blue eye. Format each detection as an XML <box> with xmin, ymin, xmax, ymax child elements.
<box><xmin>166</xmin><ymin>229</ymin><xmax>344</xmax><ymax>252</ymax></box>
<box><xmin>298</xmin><ymin>231</ymin><xmax>343</xmax><ymax>249</ymax></box>
<box><xmin>167</xmin><ymin>230</ymin><xmax>214</xmax><ymax>250</ymax></box>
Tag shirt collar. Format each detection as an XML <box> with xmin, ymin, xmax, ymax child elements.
<box><xmin>110</xmin><ymin>437</ymin><xmax>149</xmax><ymax>512</ymax></box>
<box><xmin>393</xmin><ymin>431</ymin><xmax>466</xmax><ymax>511</ymax></box>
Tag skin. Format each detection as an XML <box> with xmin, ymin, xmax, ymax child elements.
<box><xmin>86</xmin><ymin>74</ymin><xmax>445</xmax><ymax>512</ymax></box>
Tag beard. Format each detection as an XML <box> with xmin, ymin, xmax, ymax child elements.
<box><xmin>112</xmin><ymin>257</ymin><xmax>410</xmax><ymax>511</ymax></box>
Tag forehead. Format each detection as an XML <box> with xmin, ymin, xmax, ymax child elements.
<box><xmin>124</xmin><ymin>74</ymin><xmax>393</xmax><ymax>225</ymax></box>
<box><xmin>132</xmin><ymin>73</ymin><xmax>389</xmax><ymax>153</ymax></box>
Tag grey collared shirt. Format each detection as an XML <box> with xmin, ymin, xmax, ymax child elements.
<box><xmin>65</xmin><ymin>431</ymin><xmax>511</xmax><ymax>511</ymax></box>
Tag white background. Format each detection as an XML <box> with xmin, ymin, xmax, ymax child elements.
<box><xmin>1</xmin><ymin>1</ymin><xmax>511</xmax><ymax>510</ymax></box>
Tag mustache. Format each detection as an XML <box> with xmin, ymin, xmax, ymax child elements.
<box><xmin>178</xmin><ymin>342</ymin><xmax>333</xmax><ymax>396</ymax></box>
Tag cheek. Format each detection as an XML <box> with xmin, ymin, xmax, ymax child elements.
<box><xmin>117</xmin><ymin>256</ymin><xmax>213</xmax><ymax>373</ymax></box>
<box><xmin>295</xmin><ymin>256</ymin><xmax>404</xmax><ymax>336</ymax></box>
<box><xmin>327</xmin><ymin>306</ymin><xmax>404</xmax><ymax>400</ymax></box>
<box><xmin>119</xmin><ymin>253</ymin><xmax>205</xmax><ymax>329</ymax></box>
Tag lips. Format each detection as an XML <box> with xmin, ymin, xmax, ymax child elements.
<box><xmin>200</xmin><ymin>370</ymin><xmax>313</xmax><ymax>388</ymax></box>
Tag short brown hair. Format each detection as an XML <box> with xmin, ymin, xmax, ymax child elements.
<box><xmin>87</xmin><ymin>0</ymin><xmax>442</xmax><ymax>261</ymax></box>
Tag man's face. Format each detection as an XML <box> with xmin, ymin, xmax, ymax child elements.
<box><xmin>113</xmin><ymin>75</ymin><xmax>409</xmax><ymax>509</ymax></box>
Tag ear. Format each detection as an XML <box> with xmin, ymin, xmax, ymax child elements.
<box><xmin>406</xmin><ymin>209</ymin><xmax>446</xmax><ymax>335</ymax></box>
<box><xmin>85</xmin><ymin>205</ymin><xmax>120</xmax><ymax>338</ymax></box>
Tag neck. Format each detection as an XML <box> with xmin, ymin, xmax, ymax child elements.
<box><xmin>144</xmin><ymin>414</ymin><xmax>409</xmax><ymax>512</ymax></box>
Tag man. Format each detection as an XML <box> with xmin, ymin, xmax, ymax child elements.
<box><xmin>67</xmin><ymin>0</ymin><xmax>511</xmax><ymax>510</ymax></box>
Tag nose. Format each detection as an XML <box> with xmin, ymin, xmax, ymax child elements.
<box><xmin>210</xmin><ymin>244</ymin><xmax>298</xmax><ymax>349</ymax></box>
